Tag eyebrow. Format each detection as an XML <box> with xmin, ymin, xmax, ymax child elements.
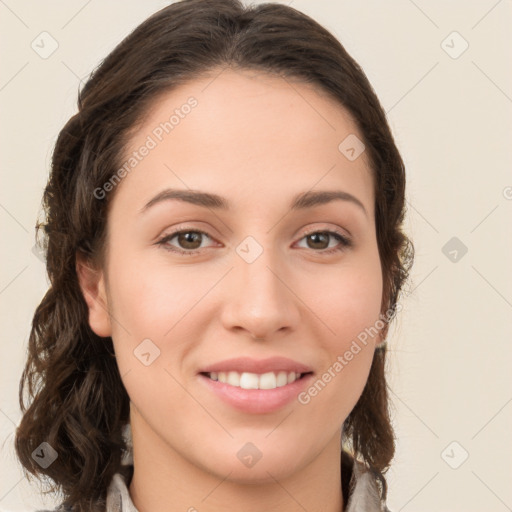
<box><xmin>140</xmin><ymin>188</ymin><xmax>367</xmax><ymax>217</ymax></box>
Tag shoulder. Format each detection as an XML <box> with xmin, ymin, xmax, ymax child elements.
<box><xmin>33</xmin><ymin>465</ymin><xmax>134</xmax><ymax>512</ymax></box>
<box><xmin>343</xmin><ymin>451</ymin><xmax>392</xmax><ymax>512</ymax></box>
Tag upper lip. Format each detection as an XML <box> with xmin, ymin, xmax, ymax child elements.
<box><xmin>199</xmin><ymin>357</ymin><xmax>313</xmax><ymax>375</ymax></box>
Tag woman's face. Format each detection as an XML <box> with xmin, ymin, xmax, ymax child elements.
<box><xmin>81</xmin><ymin>68</ymin><xmax>383</xmax><ymax>483</ymax></box>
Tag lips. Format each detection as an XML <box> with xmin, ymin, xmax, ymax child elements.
<box><xmin>199</xmin><ymin>356</ymin><xmax>313</xmax><ymax>375</ymax></box>
<box><xmin>198</xmin><ymin>357</ymin><xmax>314</xmax><ymax>413</ymax></box>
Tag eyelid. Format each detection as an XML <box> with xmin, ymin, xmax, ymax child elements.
<box><xmin>299</xmin><ymin>226</ymin><xmax>351</xmax><ymax>243</ymax></box>
<box><xmin>156</xmin><ymin>223</ymin><xmax>353</xmax><ymax>255</ymax></box>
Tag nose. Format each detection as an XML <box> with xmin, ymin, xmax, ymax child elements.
<box><xmin>220</xmin><ymin>247</ymin><xmax>301</xmax><ymax>341</ymax></box>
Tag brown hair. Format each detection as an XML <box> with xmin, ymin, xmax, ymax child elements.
<box><xmin>15</xmin><ymin>0</ymin><xmax>414</xmax><ymax>510</ymax></box>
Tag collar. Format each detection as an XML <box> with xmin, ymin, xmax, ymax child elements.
<box><xmin>106</xmin><ymin>458</ymin><xmax>390</xmax><ymax>512</ymax></box>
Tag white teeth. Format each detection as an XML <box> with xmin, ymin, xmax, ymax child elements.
<box><xmin>276</xmin><ymin>371</ymin><xmax>288</xmax><ymax>387</ymax></box>
<box><xmin>259</xmin><ymin>372</ymin><xmax>277</xmax><ymax>389</ymax></box>
<box><xmin>210</xmin><ymin>370</ymin><xmax>302</xmax><ymax>389</ymax></box>
<box><xmin>226</xmin><ymin>371</ymin><xmax>240</xmax><ymax>387</ymax></box>
<box><xmin>239</xmin><ymin>372</ymin><xmax>259</xmax><ymax>389</ymax></box>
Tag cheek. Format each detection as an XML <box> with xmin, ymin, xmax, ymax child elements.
<box><xmin>105</xmin><ymin>247</ymin><xmax>219</xmax><ymax>385</ymax></box>
<box><xmin>297</xmin><ymin>253</ymin><xmax>382</xmax><ymax>415</ymax></box>
<box><xmin>104</xmin><ymin>250</ymin><xmax>172</xmax><ymax>371</ymax></box>
<box><xmin>107</xmin><ymin>250</ymin><xmax>192</xmax><ymax>332</ymax></box>
<box><xmin>307</xmin><ymin>251</ymin><xmax>383</xmax><ymax>347</ymax></box>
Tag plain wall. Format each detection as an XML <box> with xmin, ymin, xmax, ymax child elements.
<box><xmin>1</xmin><ymin>1</ymin><xmax>511</xmax><ymax>510</ymax></box>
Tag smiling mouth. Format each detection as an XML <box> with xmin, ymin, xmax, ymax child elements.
<box><xmin>200</xmin><ymin>371</ymin><xmax>313</xmax><ymax>390</ymax></box>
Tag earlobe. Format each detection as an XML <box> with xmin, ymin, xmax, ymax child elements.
<box><xmin>76</xmin><ymin>253</ymin><xmax>112</xmax><ymax>338</ymax></box>
<box><xmin>375</xmin><ymin>313</ymin><xmax>389</xmax><ymax>350</ymax></box>
<box><xmin>375</xmin><ymin>338</ymin><xmax>387</xmax><ymax>350</ymax></box>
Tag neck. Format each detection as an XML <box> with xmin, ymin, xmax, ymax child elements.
<box><xmin>128</xmin><ymin>409</ymin><xmax>345</xmax><ymax>512</ymax></box>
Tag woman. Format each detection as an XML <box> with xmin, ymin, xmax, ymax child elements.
<box><xmin>15</xmin><ymin>1</ymin><xmax>413</xmax><ymax>510</ymax></box>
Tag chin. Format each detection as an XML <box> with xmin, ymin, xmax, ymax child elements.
<box><xmin>191</xmin><ymin>439</ymin><xmax>310</xmax><ymax>484</ymax></box>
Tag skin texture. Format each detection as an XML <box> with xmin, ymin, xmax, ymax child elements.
<box><xmin>77</xmin><ymin>68</ymin><xmax>384</xmax><ymax>512</ymax></box>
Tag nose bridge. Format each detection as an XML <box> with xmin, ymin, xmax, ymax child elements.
<box><xmin>221</xmin><ymin>235</ymin><xmax>299</xmax><ymax>338</ymax></box>
<box><xmin>240</xmin><ymin>242</ymin><xmax>281</xmax><ymax>296</ymax></box>
<box><xmin>237</xmin><ymin>237</ymin><xmax>286</xmax><ymax>308</ymax></box>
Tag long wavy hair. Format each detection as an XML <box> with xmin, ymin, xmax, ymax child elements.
<box><xmin>15</xmin><ymin>0</ymin><xmax>414</xmax><ymax>510</ymax></box>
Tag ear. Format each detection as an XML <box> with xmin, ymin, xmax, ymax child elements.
<box><xmin>76</xmin><ymin>252</ymin><xmax>112</xmax><ymax>338</ymax></box>
<box><xmin>375</xmin><ymin>319</ymin><xmax>388</xmax><ymax>349</ymax></box>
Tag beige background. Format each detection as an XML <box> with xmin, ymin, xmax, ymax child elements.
<box><xmin>1</xmin><ymin>1</ymin><xmax>511</xmax><ymax>510</ymax></box>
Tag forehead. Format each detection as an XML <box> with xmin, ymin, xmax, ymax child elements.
<box><xmin>113</xmin><ymin>68</ymin><xmax>374</xmax><ymax>218</ymax></box>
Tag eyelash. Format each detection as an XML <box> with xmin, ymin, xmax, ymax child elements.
<box><xmin>156</xmin><ymin>227</ymin><xmax>352</xmax><ymax>256</ymax></box>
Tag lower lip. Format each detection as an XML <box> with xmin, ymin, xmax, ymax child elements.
<box><xmin>198</xmin><ymin>373</ymin><xmax>314</xmax><ymax>414</ymax></box>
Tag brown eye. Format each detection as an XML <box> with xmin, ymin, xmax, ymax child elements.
<box><xmin>158</xmin><ymin>229</ymin><xmax>214</xmax><ymax>255</ymax></box>
<box><xmin>176</xmin><ymin>231</ymin><xmax>203</xmax><ymax>250</ymax></box>
<box><xmin>296</xmin><ymin>230</ymin><xmax>352</xmax><ymax>254</ymax></box>
<box><xmin>306</xmin><ymin>232</ymin><xmax>330</xmax><ymax>250</ymax></box>
<box><xmin>157</xmin><ymin>228</ymin><xmax>351</xmax><ymax>256</ymax></box>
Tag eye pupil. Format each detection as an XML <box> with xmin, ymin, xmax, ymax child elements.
<box><xmin>179</xmin><ymin>231</ymin><xmax>202</xmax><ymax>249</ymax></box>
<box><xmin>308</xmin><ymin>232</ymin><xmax>329</xmax><ymax>249</ymax></box>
